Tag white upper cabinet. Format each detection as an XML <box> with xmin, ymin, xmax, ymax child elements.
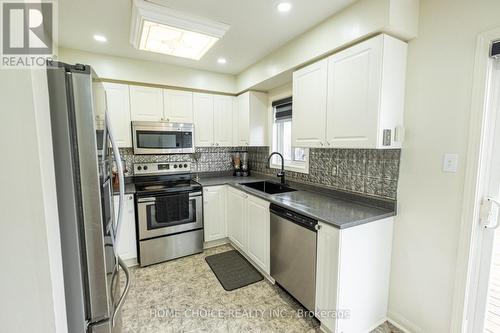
<box><xmin>213</xmin><ymin>95</ymin><xmax>234</xmax><ymax>147</ymax></box>
<box><xmin>291</xmin><ymin>34</ymin><xmax>407</xmax><ymax>149</ymax></box>
<box><xmin>193</xmin><ymin>93</ymin><xmax>214</xmax><ymax>147</ymax></box>
<box><xmin>203</xmin><ymin>186</ymin><xmax>227</xmax><ymax>242</ymax></box>
<box><xmin>326</xmin><ymin>34</ymin><xmax>407</xmax><ymax>149</ymax></box>
<box><xmin>92</xmin><ymin>82</ymin><xmax>106</xmax><ymax>126</ymax></box>
<box><xmin>103</xmin><ymin>83</ymin><xmax>132</xmax><ymax>147</ymax></box>
<box><xmin>292</xmin><ymin>59</ymin><xmax>328</xmax><ymax>148</ymax></box>
<box><xmin>163</xmin><ymin>89</ymin><xmax>193</xmax><ymax>123</ymax></box>
<box><xmin>129</xmin><ymin>86</ymin><xmax>163</xmax><ymax>121</ymax></box>
<box><xmin>237</xmin><ymin>91</ymin><xmax>267</xmax><ymax>146</ymax></box>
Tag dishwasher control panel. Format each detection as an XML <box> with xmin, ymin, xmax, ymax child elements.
<box><xmin>269</xmin><ymin>204</ymin><xmax>318</xmax><ymax>231</ymax></box>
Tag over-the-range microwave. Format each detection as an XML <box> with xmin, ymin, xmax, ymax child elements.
<box><xmin>132</xmin><ymin>121</ymin><xmax>194</xmax><ymax>155</ymax></box>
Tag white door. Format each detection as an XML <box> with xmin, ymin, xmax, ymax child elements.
<box><xmin>292</xmin><ymin>59</ymin><xmax>328</xmax><ymax>148</ymax></box>
<box><xmin>163</xmin><ymin>89</ymin><xmax>193</xmax><ymax>123</ymax></box>
<box><xmin>129</xmin><ymin>86</ymin><xmax>163</xmax><ymax>121</ymax></box>
<box><xmin>246</xmin><ymin>194</ymin><xmax>270</xmax><ymax>273</ymax></box>
<box><xmin>203</xmin><ymin>186</ymin><xmax>227</xmax><ymax>242</ymax></box>
<box><xmin>104</xmin><ymin>83</ymin><xmax>132</xmax><ymax>147</ymax></box>
<box><xmin>193</xmin><ymin>93</ymin><xmax>214</xmax><ymax>147</ymax></box>
<box><xmin>326</xmin><ymin>36</ymin><xmax>382</xmax><ymax>148</ymax></box>
<box><xmin>237</xmin><ymin>93</ymin><xmax>250</xmax><ymax>146</ymax></box>
<box><xmin>113</xmin><ymin>194</ymin><xmax>137</xmax><ymax>263</ymax></box>
<box><xmin>213</xmin><ymin>95</ymin><xmax>234</xmax><ymax>146</ymax></box>
<box><xmin>226</xmin><ymin>188</ymin><xmax>247</xmax><ymax>250</ymax></box>
<box><xmin>471</xmin><ymin>57</ymin><xmax>500</xmax><ymax>333</ymax></box>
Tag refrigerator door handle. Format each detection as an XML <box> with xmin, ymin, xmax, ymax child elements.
<box><xmin>112</xmin><ymin>256</ymin><xmax>131</xmax><ymax>326</ymax></box>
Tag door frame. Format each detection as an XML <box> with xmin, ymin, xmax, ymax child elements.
<box><xmin>451</xmin><ymin>27</ymin><xmax>500</xmax><ymax>333</ymax></box>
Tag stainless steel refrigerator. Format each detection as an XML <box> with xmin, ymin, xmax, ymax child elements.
<box><xmin>47</xmin><ymin>61</ymin><xmax>130</xmax><ymax>333</ymax></box>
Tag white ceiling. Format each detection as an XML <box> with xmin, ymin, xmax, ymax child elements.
<box><xmin>58</xmin><ymin>0</ymin><xmax>357</xmax><ymax>75</ymax></box>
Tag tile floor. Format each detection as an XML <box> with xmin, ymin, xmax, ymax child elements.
<box><xmin>120</xmin><ymin>244</ymin><xmax>401</xmax><ymax>333</ymax></box>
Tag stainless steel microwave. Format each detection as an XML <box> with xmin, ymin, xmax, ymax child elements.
<box><xmin>132</xmin><ymin>121</ymin><xmax>194</xmax><ymax>154</ymax></box>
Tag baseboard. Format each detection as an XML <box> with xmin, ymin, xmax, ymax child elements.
<box><xmin>204</xmin><ymin>238</ymin><xmax>229</xmax><ymax>249</ymax></box>
<box><xmin>388</xmin><ymin>310</ymin><xmax>424</xmax><ymax>333</ymax></box>
<box><xmin>122</xmin><ymin>257</ymin><xmax>138</xmax><ymax>268</ymax></box>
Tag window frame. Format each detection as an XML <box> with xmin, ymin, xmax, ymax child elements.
<box><xmin>269</xmin><ymin>96</ymin><xmax>310</xmax><ymax>174</ymax></box>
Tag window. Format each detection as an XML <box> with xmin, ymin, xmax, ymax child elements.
<box><xmin>271</xmin><ymin>97</ymin><xmax>309</xmax><ymax>173</ymax></box>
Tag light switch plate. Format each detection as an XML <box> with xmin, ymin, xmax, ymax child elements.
<box><xmin>443</xmin><ymin>153</ymin><xmax>459</xmax><ymax>172</ymax></box>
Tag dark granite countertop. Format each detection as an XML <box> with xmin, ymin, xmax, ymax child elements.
<box><xmin>197</xmin><ymin>174</ymin><xmax>395</xmax><ymax>229</ymax></box>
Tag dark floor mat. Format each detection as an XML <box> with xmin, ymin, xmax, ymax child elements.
<box><xmin>205</xmin><ymin>250</ymin><xmax>263</xmax><ymax>291</ymax></box>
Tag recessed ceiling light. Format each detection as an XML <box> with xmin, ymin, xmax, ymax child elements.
<box><xmin>217</xmin><ymin>58</ymin><xmax>227</xmax><ymax>64</ymax></box>
<box><xmin>277</xmin><ymin>2</ymin><xmax>292</xmax><ymax>13</ymax></box>
<box><xmin>93</xmin><ymin>35</ymin><xmax>107</xmax><ymax>43</ymax></box>
<box><xmin>130</xmin><ymin>0</ymin><xmax>230</xmax><ymax>60</ymax></box>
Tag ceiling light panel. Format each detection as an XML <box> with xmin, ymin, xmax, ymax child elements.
<box><xmin>131</xmin><ymin>0</ymin><xmax>230</xmax><ymax>60</ymax></box>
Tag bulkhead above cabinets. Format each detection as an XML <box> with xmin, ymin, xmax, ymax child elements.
<box><xmin>292</xmin><ymin>34</ymin><xmax>407</xmax><ymax>149</ymax></box>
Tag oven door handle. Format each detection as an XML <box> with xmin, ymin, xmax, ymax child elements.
<box><xmin>137</xmin><ymin>192</ymin><xmax>202</xmax><ymax>203</ymax></box>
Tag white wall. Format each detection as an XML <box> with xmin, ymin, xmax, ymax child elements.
<box><xmin>388</xmin><ymin>0</ymin><xmax>500</xmax><ymax>332</ymax></box>
<box><xmin>237</xmin><ymin>0</ymin><xmax>419</xmax><ymax>92</ymax></box>
<box><xmin>0</xmin><ymin>70</ymin><xmax>67</xmax><ymax>332</ymax></box>
<box><xmin>59</xmin><ymin>48</ymin><xmax>237</xmax><ymax>94</ymax></box>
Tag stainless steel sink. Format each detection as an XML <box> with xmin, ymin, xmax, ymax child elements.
<box><xmin>242</xmin><ymin>181</ymin><xmax>297</xmax><ymax>194</ymax></box>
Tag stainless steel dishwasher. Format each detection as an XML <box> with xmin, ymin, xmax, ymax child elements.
<box><xmin>270</xmin><ymin>203</ymin><xmax>318</xmax><ymax>312</ymax></box>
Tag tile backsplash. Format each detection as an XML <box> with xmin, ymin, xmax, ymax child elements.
<box><xmin>116</xmin><ymin>146</ymin><xmax>401</xmax><ymax>200</ymax></box>
<box><xmin>248</xmin><ymin>147</ymin><xmax>401</xmax><ymax>200</ymax></box>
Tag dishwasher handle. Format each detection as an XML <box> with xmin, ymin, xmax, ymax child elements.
<box><xmin>270</xmin><ymin>203</ymin><xmax>318</xmax><ymax>231</ymax></box>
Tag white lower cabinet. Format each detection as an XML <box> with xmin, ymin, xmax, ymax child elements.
<box><xmin>315</xmin><ymin>218</ymin><xmax>394</xmax><ymax>333</ymax></box>
<box><xmin>226</xmin><ymin>187</ymin><xmax>248</xmax><ymax>250</ymax></box>
<box><xmin>246</xmin><ymin>195</ymin><xmax>270</xmax><ymax>274</ymax></box>
<box><xmin>203</xmin><ymin>186</ymin><xmax>227</xmax><ymax>242</ymax></box>
<box><xmin>113</xmin><ymin>194</ymin><xmax>137</xmax><ymax>264</ymax></box>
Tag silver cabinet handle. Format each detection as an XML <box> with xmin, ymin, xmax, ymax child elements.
<box><xmin>326</xmin><ymin>141</ymin><xmax>331</xmax><ymax>146</ymax></box>
<box><xmin>319</xmin><ymin>142</ymin><xmax>324</xmax><ymax>146</ymax></box>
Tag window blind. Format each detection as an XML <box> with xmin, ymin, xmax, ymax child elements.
<box><xmin>491</xmin><ymin>40</ymin><xmax>500</xmax><ymax>58</ymax></box>
<box><xmin>273</xmin><ymin>96</ymin><xmax>292</xmax><ymax>121</ymax></box>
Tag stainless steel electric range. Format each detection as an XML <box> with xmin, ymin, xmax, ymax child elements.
<box><xmin>133</xmin><ymin>162</ymin><xmax>203</xmax><ymax>266</ymax></box>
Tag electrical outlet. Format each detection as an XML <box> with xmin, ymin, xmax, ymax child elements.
<box><xmin>443</xmin><ymin>153</ymin><xmax>459</xmax><ymax>173</ymax></box>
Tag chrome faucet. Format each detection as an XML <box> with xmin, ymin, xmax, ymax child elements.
<box><xmin>267</xmin><ymin>152</ymin><xmax>286</xmax><ymax>185</ymax></box>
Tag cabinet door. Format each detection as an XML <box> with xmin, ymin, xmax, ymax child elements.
<box><xmin>326</xmin><ymin>36</ymin><xmax>383</xmax><ymax>148</ymax></box>
<box><xmin>92</xmin><ymin>81</ymin><xmax>106</xmax><ymax>127</ymax></box>
<box><xmin>104</xmin><ymin>83</ymin><xmax>132</xmax><ymax>147</ymax></box>
<box><xmin>129</xmin><ymin>86</ymin><xmax>163</xmax><ymax>121</ymax></box>
<box><xmin>226</xmin><ymin>188</ymin><xmax>247</xmax><ymax>250</ymax></box>
<box><xmin>213</xmin><ymin>95</ymin><xmax>234</xmax><ymax>146</ymax></box>
<box><xmin>114</xmin><ymin>194</ymin><xmax>137</xmax><ymax>263</ymax></box>
<box><xmin>315</xmin><ymin>222</ymin><xmax>340</xmax><ymax>332</ymax></box>
<box><xmin>232</xmin><ymin>98</ymin><xmax>239</xmax><ymax>146</ymax></box>
<box><xmin>193</xmin><ymin>93</ymin><xmax>214</xmax><ymax>147</ymax></box>
<box><xmin>246</xmin><ymin>194</ymin><xmax>270</xmax><ymax>274</ymax></box>
<box><xmin>237</xmin><ymin>93</ymin><xmax>250</xmax><ymax>146</ymax></box>
<box><xmin>292</xmin><ymin>59</ymin><xmax>328</xmax><ymax>148</ymax></box>
<box><xmin>163</xmin><ymin>89</ymin><xmax>193</xmax><ymax>123</ymax></box>
<box><xmin>203</xmin><ymin>186</ymin><xmax>227</xmax><ymax>242</ymax></box>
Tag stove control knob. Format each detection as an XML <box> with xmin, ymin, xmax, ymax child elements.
<box><xmin>184</xmin><ymin>164</ymin><xmax>188</xmax><ymax>168</ymax></box>
<box><xmin>178</xmin><ymin>164</ymin><xmax>183</xmax><ymax>168</ymax></box>
<box><xmin>174</xmin><ymin>164</ymin><xmax>177</xmax><ymax>168</ymax></box>
<box><xmin>143</xmin><ymin>165</ymin><xmax>148</xmax><ymax>170</ymax></box>
<box><xmin>137</xmin><ymin>166</ymin><xmax>142</xmax><ymax>171</ymax></box>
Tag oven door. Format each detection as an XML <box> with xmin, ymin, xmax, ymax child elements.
<box><xmin>137</xmin><ymin>191</ymin><xmax>203</xmax><ymax>240</ymax></box>
<box><xmin>132</xmin><ymin>122</ymin><xmax>194</xmax><ymax>154</ymax></box>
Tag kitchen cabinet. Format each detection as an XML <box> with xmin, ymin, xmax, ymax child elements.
<box><xmin>291</xmin><ymin>59</ymin><xmax>328</xmax><ymax>148</ymax></box>
<box><xmin>203</xmin><ymin>186</ymin><xmax>227</xmax><ymax>242</ymax></box>
<box><xmin>103</xmin><ymin>83</ymin><xmax>132</xmax><ymax>147</ymax></box>
<box><xmin>193</xmin><ymin>93</ymin><xmax>214</xmax><ymax>147</ymax></box>
<box><xmin>129</xmin><ymin>85</ymin><xmax>163</xmax><ymax>121</ymax></box>
<box><xmin>213</xmin><ymin>95</ymin><xmax>234</xmax><ymax>146</ymax></box>
<box><xmin>163</xmin><ymin>89</ymin><xmax>193</xmax><ymax>123</ymax></box>
<box><xmin>315</xmin><ymin>218</ymin><xmax>393</xmax><ymax>333</ymax></box>
<box><xmin>292</xmin><ymin>34</ymin><xmax>407</xmax><ymax>149</ymax></box>
<box><xmin>246</xmin><ymin>194</ymin><xmax>270</xmax><ymax>274</ymax></box>
<box><xmin>236</xmin><ymin>91</ymin><xmax>268</xmax><ymax>146</ymax></box>
<box><xmin>113</xmin><ymin>194</ymin><xmax>137</xmax><ymax>265</ymax></box>
<box><xmin>92</xmin><ymin>81</ymin><xmax>106</xmax><ymax>128</ymax></box>
<box><xmin>326</xmin><ymin>34</ymin><xmax>406</xmax><ymax>148</ymax></box>
<box><xmin>226</xmin><ymin>187</ymin><xmax>248</xmax><ymax>250</ymax></box>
